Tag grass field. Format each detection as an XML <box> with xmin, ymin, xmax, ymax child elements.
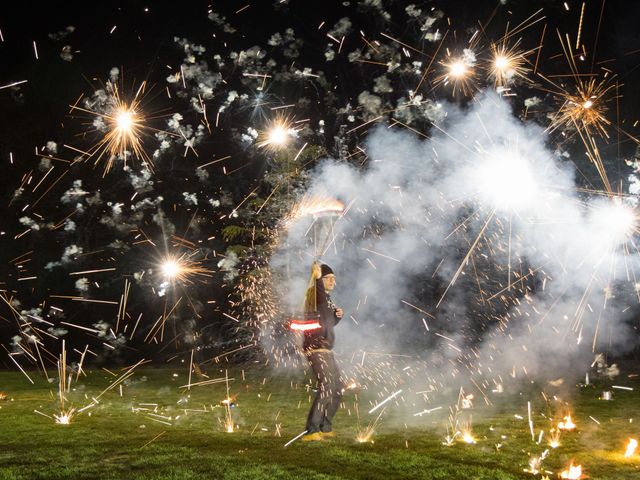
<box><xmin>1</xmin><ymin>364</ymin><xmax>639</xmax><ymax>480</ymax></box>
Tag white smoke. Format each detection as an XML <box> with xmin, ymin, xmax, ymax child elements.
<box><xmin>272</xmin><ymin>91</ymin><xmax>639</xmax><ymax>392</ymax></box>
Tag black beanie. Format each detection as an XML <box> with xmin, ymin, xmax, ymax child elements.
<box><xmin>320</xmin><ymin>264</ymin><xmax>334</xmax><ymax>277</ymax></box>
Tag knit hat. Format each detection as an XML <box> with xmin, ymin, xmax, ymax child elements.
<box><xmin>320</xmin><ymin>264</ymin><xmax>334</xmax><ymax>277</ymax></box>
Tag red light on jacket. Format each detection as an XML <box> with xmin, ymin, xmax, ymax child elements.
<box><xmin>289</xmin><ymin>319</ymin><xmax>321</xmax><ymax>332</ymax></box>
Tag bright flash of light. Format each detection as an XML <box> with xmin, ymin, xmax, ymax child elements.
<box><xmin>549</xmin><ymin>429</ymin><xmax>561</xmax><ymax>448</ymax></box>
<box><xmin>462</xmin><ymin>430</ymin><xmax>476</xmax><ymax>444</ymax></box>
<box><xmin>438</xmin><ymin>53</ymin><xmax>476</xmax><ymax>96</ymax></box>
<box><xmin>268</xmin><ymin>125</ymin><xmax>288</xmax><ymax>145</ymax></box>
<box><xmin>157</xmin><ymin>253</ymin><xmax>212</xmax><ymax>284</ymax></box>
<box><xmin>115</xmin><ymin>109</ymin><xmax>134</xmax><ymax>130</ymax></box>
<box><xmin>257</xmin><ymin>118</ymin><xmax>296</xmax><ymax>150</ymax></box>
<box><xmin>449</xmin><ymin>61</ymin><xmax>467</xmax><ymax>78</ymax></box>
<box><xmin>560</xmin><ymin>461</ymin><xmax>583</xmax><ymax>479</ymax></box>
<box><xmin>624</xmin><ymin>438</ymin><xmax>638</xmax><ymax>458</ymax></box>
<box><xmin>590</xmin><ymin>200</ymin><xmax>638</xmax><ymax>243</ymax></box>
<box><xmin>54</xmin><ymin>409</ymin><xmax>75</xmax><ymax>425</ymax></box>
<box><xmin>476</xmin><ymin>151</ymin><xmax>537</xmax><ymax>211</ymax></box>
<box><xmin>488</xmin><ymin>42</ymin><xmax>530</xmax><ymax>89</ymax></box>
<box><xmin>558</xmin><ymin>415</ymin><xmax>576</xmax><ymax>431</ymax></box>
<box><xmin>161</xmin><ymin>259</ymin><xmax>181</xmax><ymax>279</ymax></box>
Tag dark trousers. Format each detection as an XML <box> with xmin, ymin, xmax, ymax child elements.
<box><xmin>305</xmin><ymin>350</ymin><xmax>343</xmax><ymax>433</ymax></box>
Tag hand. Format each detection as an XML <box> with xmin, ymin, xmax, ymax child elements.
<box><xmin>311</xmin><ymin>261</ymin><xmax>322</xmax><ymax>279</ymax></box>
<box><xmin>335</xmin><ymin>308</ymin><xmax>343</xmax><ymax>319</ymax></box>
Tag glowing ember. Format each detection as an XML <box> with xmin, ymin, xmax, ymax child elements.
<box><xmin>582</xmin><ymin>99</ymin><xmax>593</xmax><ymax>109</ymax></box>
<box><xmin>560</xmin><ymin>462</ymin><xmax>583</xmax><ymax>479</ymax></box>
<box><xmin>289</xmin><ymin>320</ymin><xmax>321</xmax><ymax>331</ymax></box>
<box><xmin>69</xmin><ymin>81</ymin><xmax>153</xmax><ymax>174</ymax></box>
<box><xmin>624</xmin><ymin>438</ymin><xmax>638</xmax><ymax>458</ymax></box>
<box><xmin>0</xmin><ymin>392</ymin><xmax>7</xmax><ymax>401</ymax></box>
<box><xmin>558</xmin><ymin>415</ymin><xmax>576</xmax><ymax>431</ymax></box>
<box><xmin>488</xmin><ymin>41</ymin><xmax>530</xmax><ymax>88</ymax></box>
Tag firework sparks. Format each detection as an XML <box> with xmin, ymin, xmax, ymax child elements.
<box><xmin>287</xmin><ymin>195</ymin><xmax>345</xmax><ymax>223</ymax></box>
<box><xmin>438</xmin><ymin>53</ymin><xmax>477</xmax><ymax>96</ymax></box>
<box><xmin>488</xmin><ymin>41</ymin><xmax>531</xmax><ymax>89</ymax></box>
<box><xmin>368</xmin><ymin>389</ymin><xmax>402</xmax><ymax>414</ymax></box>
<box><xmin>549</xmin><ymin>428</ymin><xmax>562</xmax><ymax>448</ymax></box>
<box><xmin>157</xmin><ymin>252</ymin><xmax>212</xmax><ymax>284</ymax></box>
<box><xmin>53</xmin><ymin>408</ymin><xmax>76</xmax><ymax>425</ymax></box>
<box><xmin>69</xmin><ymin>81</ymin><xmax>165</xmax><ymax>174</ymax></box>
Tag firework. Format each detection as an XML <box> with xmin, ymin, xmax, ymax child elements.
<box><xmin>475</xmin><ymin>147</ymin><xmax>538</xmax><ymax>211</ymax></box>
<box><xmin>53</xmin><ymin>408</ymin><xmax>76</xmax><ymax>425</ymax></box>
<box><xmin>548</xmin><ymin>428</ymin><xmax>561</xmax><ymax>448</ymax></box>
<box><xmin>558</xmin><ymin>415</ymin><xmax>576</xmax><ymax>431</ymax></box>
<box><xmin>257</xmin><ymin>118</ymin><xmax>297</xmax><ymax>150</ymax></box>
<box><xmin>68</xmin><ymin>82</ymin><xmax>150</xmax><ymax>174</ymax></box>
<box><xmin>488</xmin><ymin>41</ymin><xmax>531</xmax><ymax>89</ymax></box>
<box><xmin>559</xmin><ymin>461</ymin><xmax>583</xmax><ymax>479</ymax></box>
<box><xmin>157</xmin><ymin>252</ymin><xmax>212</xmax><ymax>285</ymax></box>
<box><xmin>590</xmin><ymin>200</ymin><xmax>638</xmax><ymax>243</ymax></box>
<box><xmin>624</xmin><ymin>438</ymin><xmax>638</xmax><ymax>458</ymax></box>
<box><xmin>437</xmin><ymin>50</ymin><xmax>477</xmax><ymax>96</ymax></box>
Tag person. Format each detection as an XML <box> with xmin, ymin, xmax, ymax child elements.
<box><xmin>301</xmin><ymin>261</ymin><xmax>344</xmax><ymax>442</ymax></box>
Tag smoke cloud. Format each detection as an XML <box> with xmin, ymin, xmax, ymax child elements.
<box><xmin>271</xmin><ymin>91</ymin><xmax>638</xmax><ymax>399</ymax></box>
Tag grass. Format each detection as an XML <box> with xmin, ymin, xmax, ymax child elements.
<box><xmin>0</xmin><ymin>365</ymin><xmax>639</xmax><ymax>479</ymax></box>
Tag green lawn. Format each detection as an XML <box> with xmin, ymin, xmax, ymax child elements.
<box><xmin>0</xmin><ymin>365</ymin><xmax>639</xmax><ymax>479</ymax></box>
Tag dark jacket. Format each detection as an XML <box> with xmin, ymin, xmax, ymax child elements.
<box><xmin>303</xmin><ymin>278</ymin><xmax>341</xmax><ymax>351</ymax></box>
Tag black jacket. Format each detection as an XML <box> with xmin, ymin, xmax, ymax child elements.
<box><xmin>303</xmin><ymin>278</ymin><xmax>341</xmax><ymax>351</ymax></box>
